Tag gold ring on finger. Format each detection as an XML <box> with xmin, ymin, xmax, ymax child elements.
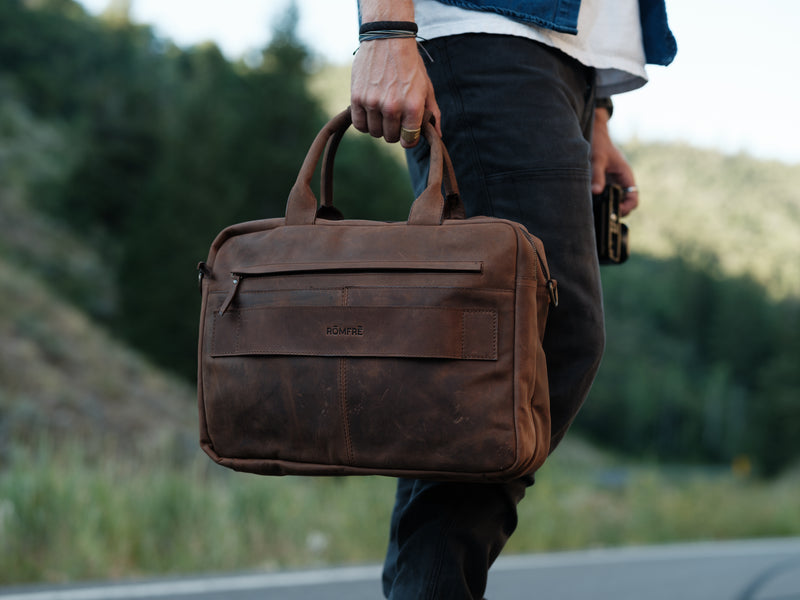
<box><xmin>400</xmin><ymin>127</ymin><xmax>421</xmax><ymax>144</ymax></box>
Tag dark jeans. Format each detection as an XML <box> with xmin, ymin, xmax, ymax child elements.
<box><xmin>382</xmin><ymin>35</ymin><xmax>604</xmax><ymax>599</ymax></box>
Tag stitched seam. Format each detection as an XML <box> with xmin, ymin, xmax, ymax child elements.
<box><xmin>491</xmin><ymin>311</ymin><xmax>498</xmax><ymax>360</ymax></box>
<box><xmin>460</xmin><ymin>312</ymin><xmax>466</xmax><ymax>359</ymax></box>
<box><xmin>225</xmin><ymin>305</ymin><xmax>503</xmax><ymax>315</ymax></box>
<box><xmin>213</xmin><ymin>286</ymin><xmax>516</xmax><ymax>296</ymax></box>
<box><xmin>484</xmin><ymin>166</ymin><xmax>589</xmax><ymax>182</ymax></box>
<box><xmin>211</xmin><ymin>314</ymin><xmax>218</xmax><ymax>356</ymax></box>
<box><xmin>425</xmin><ymin>510</ymin><xmax>458</xmax><ymax>599</ymax></box>
<box><xmin>340</xmin><ymin>288</ymin><xmax>354</xmax><ymax>464</ymax></box>
<box><xmin>210</xmin><ymin>350</ymin><xmax>497</xmax><ymax>360</ymax></box>
<box><xmin>339</xmin><ymin>358</ymin><xmax>354</xmax><ymax>465</ymax></box>
<box><xmin>233</xmin><ymin>311</ymin><xmax>241</xmax><ymax>354</ymax></box>
<box><xmin>462</xmin><ymin>309</ymin><xmax>498</xmax><ymax>360</ymax></box>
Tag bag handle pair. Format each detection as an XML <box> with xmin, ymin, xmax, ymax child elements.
<box><xmin>285</xmin><ymin>108</ymin><xmax>465</xmax><ymax>226</ymax></box>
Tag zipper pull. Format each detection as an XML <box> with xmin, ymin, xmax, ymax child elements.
<box><xmin>218</xmin><ymin>274</ymin><xmax>242</xmax><ymax>316</ymax></box>
<box><xmin>197</xmin><ymin>262</ymin><xmax>210</xmax><ymax>292</ymax></box>
<box><xmin>547</xmin><ymin>279</ymin><xmax>559</xmax><ymax>308</ymax></box>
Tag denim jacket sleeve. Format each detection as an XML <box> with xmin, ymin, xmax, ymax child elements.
<box><xmin>637</xmin><ymin>0</ymin><xmax>677</xmax><ymax>65</ymax></box>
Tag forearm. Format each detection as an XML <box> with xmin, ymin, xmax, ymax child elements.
<box><xmin>358</xmin><ymin>0</ymin><xmax>415</xmax><ymax>21</ymax></box>
<box><xmin>591</xmin><ymin>104</ymin><xmax>638</xmax><ymax>215</ymax></box>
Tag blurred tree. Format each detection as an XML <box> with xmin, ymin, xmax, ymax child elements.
<box><xmin>1</xmin><ymin>0</ymin><xmax>414</xmax><ymax>379</ymax></box>
<box><xmin>115</xmin><ymin>18</ymin><xmax>328</xmax><ymax>377</ymax></box>
<box><xmin>100</xmin><ymin>0</ymin><xmax>132</xmax><ymax>25</ymax></box>
<box><xmin>579</xmin><ymin>254</ymin><xmax>800</xmax><ymax>475</ymax></box>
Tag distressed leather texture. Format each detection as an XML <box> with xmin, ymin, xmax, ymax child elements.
<box><xmin>197</xmin><ymin>109</ymin><xmax>556</xmax><ymax>481</ymax></box>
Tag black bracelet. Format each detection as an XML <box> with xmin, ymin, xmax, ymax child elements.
<box><xmin>595</xmin><ymin>97</ymin><xmax>614</xmax><ymax>119</ymax></box>
<box><xmin>359</xmin><ymin>31</ymin><xmax>418</xmax><ymax>43</ymax></box>
<box><xmin>354</xmin><ymin>21</ymin><xmax>432</xmax><ymax>62</ymax></box>
<box><xmin>359</xmin><ymin>21</ymin><xmax>418</xmax><ymax>35</ymax></box>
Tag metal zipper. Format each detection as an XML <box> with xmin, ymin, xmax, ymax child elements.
<box><xmin>218</xmin><ymin>274</ymin><xmax>242</xmax><ymax>316</ymax></box>
<box><xmin>521</xmin><ymin>230</ymin><xmax>558</xmax><ymax>307</ymax></box>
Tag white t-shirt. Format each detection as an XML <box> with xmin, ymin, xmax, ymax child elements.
<box><xmin>414</xmin><ymin>0</ymin><xmax>648</xmax><ymax>96</ymax></box>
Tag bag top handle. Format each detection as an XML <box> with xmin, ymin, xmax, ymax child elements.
<box><xmin>285</xmin><ymin>108</ymin><xmax>464</xmax><ymax>226</ymax></box>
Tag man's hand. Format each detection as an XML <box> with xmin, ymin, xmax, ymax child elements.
<box><xmin>591</xmin><ymin>107</ymin><xmax>638</xmax><ymax>216</ymax></box>
<box><xmin>351</xmin><ymin>1</ymin><xmax>440</xmax><ymax>147</ymax></box>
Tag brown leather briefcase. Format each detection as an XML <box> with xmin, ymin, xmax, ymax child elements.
<box><xmin>197</xmin><ymin>109</ymin><xmax>557</xmax><ymax>481</ymax></box>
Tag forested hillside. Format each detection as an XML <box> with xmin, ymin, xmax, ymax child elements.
<box><xmin>587</xmin><ymin>143</ymin><xmax>800</xmax><ymax>475</ymax></box>
<box><xmin>1</xmin><ymin>0</ymin><xmax>798</xmax><ymax>477</ymax></box>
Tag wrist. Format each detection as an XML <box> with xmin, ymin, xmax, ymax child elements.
<box><xmin>594</xmin><ymin>97</ymin><xmax>613</xmax><ymax>120</ymax></box>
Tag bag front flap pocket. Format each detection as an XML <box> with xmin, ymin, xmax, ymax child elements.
<box><xmin>212</xmin><ymin>306</ymin><xmax>497</xmax><ymax>360</ymax></box>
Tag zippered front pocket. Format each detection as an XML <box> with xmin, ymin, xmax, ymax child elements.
<box><xmin>217</xmin><ymin>260</ymin><xmax>484</xmax><ymax>315</ymax></box>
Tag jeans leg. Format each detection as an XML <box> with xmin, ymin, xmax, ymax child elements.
<box><xmin>384</xmin><ymin>35</ymin><xmax>603</xmax><ymax>600</ymax></box>
<box><xmin>408</xmin><ymin>34</ymin><xmax>603</xmax><ymax>450</ymax></box>
<box><xmin>383</xmin><ymin>477</ymin><xmax>532</xmax><ymax>600</ymax></box>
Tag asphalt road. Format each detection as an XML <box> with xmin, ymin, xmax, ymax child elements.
<box><xmin>2</xmin><ymin>538</ymin><xmax>799</xmax><ymax>600</ymax></box>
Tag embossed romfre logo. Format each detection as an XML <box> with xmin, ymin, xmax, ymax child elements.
<box><xmin>326</xmin><ymin>325</ymin><xmax>365</xmax><ymax>337</ymax></box>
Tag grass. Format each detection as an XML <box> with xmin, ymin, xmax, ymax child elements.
<box><xmin>0</xmin><ymin>439</ymin><xmax>396</xmax><ymax>584</ymax></box>
<box><xmin>510</xmin><ymin>465</ymin><xmax>800</xmax><ymax>553</ymax></box>
<box><xmin>1</xmin><ymin>438</ymin><xmax>798</xmax><ymax>586</ymax></box>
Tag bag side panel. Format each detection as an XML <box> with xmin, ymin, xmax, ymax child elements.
<box><xmin>510</xmin><ymin>226</ymin><xmax>551</xmax><ymax>476</ymax></box>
